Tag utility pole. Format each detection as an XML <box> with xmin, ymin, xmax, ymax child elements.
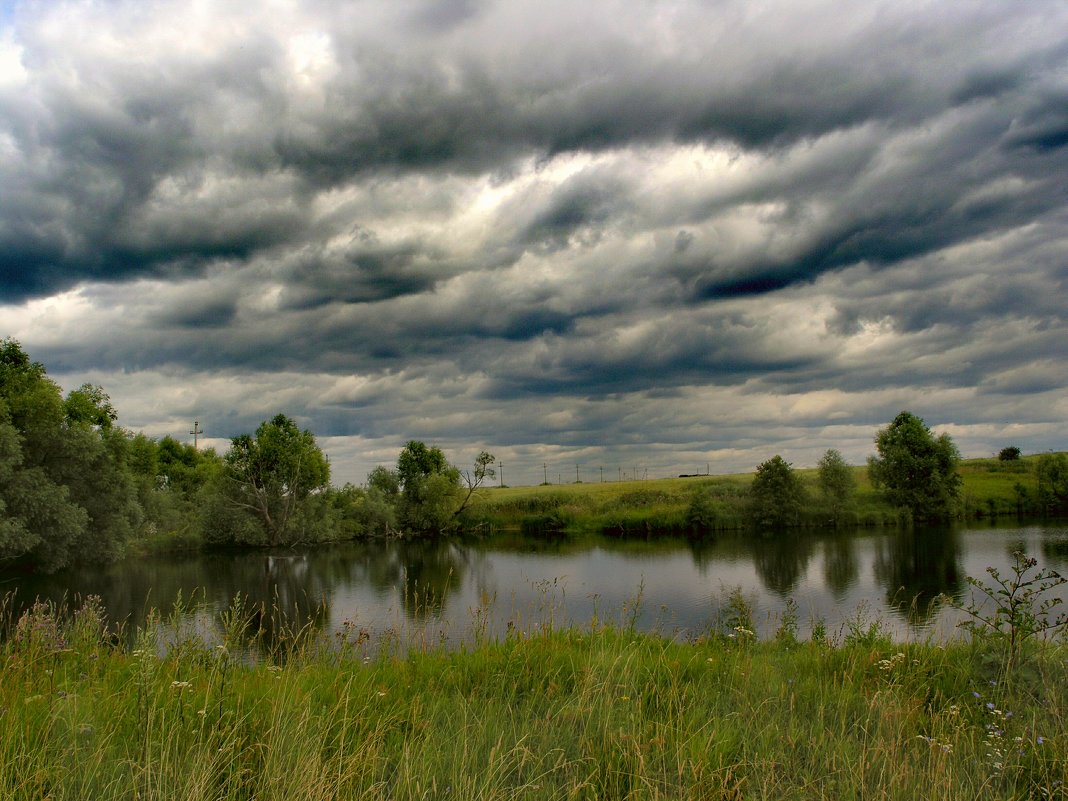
<box><xmin>543</xmin><ymin>463</ymin><xmax>548</xmax><ymax>485</ymax></box>
<box><xmin>575</xmin><ymin>464</ymin><xmax>580</xmax><ymax>483</ymax></box>
<box><xmin>189</xmin><ymin>420</ymin><xmax>204</xmax><ymax>449</ymax></box>
<box><xmin>499</xmin><ymin>463</ymin><xmax>504</xmax><ymax>488</ymax></box>
<box><xmin>600</xmin><ymin>466</ymin><xmax>603</xmax><ymax>483</ymax></box>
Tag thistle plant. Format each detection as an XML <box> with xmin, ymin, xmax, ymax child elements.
<box><xmin>952</xmin><ymin>551</ymin><xmax>1068</xmax><ymax>671</ymax></box>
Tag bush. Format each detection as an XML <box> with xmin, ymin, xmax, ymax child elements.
<box><xmin>749</xmin><ymin>455</ymin><xmax>806</xmax><ymax>529</ymax></box>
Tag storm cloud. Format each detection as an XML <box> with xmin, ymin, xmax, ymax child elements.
<box><xmin>2</xmin><ymin>0</ymin><xmax>1067</xmax><ymax>484</ymax></box>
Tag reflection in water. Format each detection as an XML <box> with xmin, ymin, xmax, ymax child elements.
<box><xmin>345</xmin><ymin>540</ymin><xmax>466</xmax><ymax>619</ymax></box>
<box><xmin>1</xmin><ymin>523</ymin><xmax>1062</xmax><ymax>646</ymax></box>
<box><xmin>873</xmin><ymin>527</ymin><xmax>963</xmax><ymax>624</ymax></box>
<box><xmin>749</xmin><ymin>534</ymin><xmax>816</xmax><ymax>598</ymax></box>
<box><xmin>1041</xmin><ymin>533</ymin><xmax>1068</xmax><ymax>568</ymax></box>
<box><xmin>822</xmin><ymin>536</ymin><xmax>859</xmax><ymax>600</ymax></box>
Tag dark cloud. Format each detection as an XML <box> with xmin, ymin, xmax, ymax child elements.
<box><xmin>155</xmin><ymin>298</ymin><xmax>239</xmax><ymax>329</ymax></box>
<box><xmin>3</xmin><ymin>0</ymin><xmax>1068</xmax><ymax>482</ymax></box>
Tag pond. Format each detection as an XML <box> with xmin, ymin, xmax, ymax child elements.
<box><xmin>3</xmin><ymin>522</ymin><xmax>1067</xmax><ymax>650</ymax></box>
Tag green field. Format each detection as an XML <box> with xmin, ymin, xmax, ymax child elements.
<box><xmin>458</xmin><ymin>454</ymin><xmax>1054</xmax><ymax>536</ymax></box>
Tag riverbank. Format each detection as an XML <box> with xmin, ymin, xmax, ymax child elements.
<box><xmin>461</xmin><ymin>454</ymin><xmax>1043</xmax><ymax>536</ymax></box>
<box><xmin>2</xmin><ymin>597</ymin><xmax>1065</xmax><ymax>800</ymax></box>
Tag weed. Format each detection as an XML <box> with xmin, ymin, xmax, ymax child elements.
<box><xmin>949</xmin><ymin>551</ymin><xmax>1068</xmax><ymax>672</ymax></box>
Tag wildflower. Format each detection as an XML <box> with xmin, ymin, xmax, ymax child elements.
<box><xmin>986</xmin><ymin>702</ymin><xmax>995</xmax><ymax>710</ymax></box>
<box><xmin>973</xmin><ymin>692</ymin><xmax>981</xmax><ymax>699</ymax></box>
<box><xmin>1037</xmin><ymin>736</ymin><xmax>1045</xmax><ymax>745</ymax></box>
<box><xmin>170</xmin><ymin>680</ymin><xmax>192</xmax><ymax>691</ymax></box>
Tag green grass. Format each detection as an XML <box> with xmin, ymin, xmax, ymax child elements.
<box><xmin>460</xmin><ymin>454</ymin><xmax>1062</xmax><ymax>536</ymax></box>
<box><xmin>2</xmin><ymin>596</ymin><xmax>1066</xmax><ymax>800</ymax></box>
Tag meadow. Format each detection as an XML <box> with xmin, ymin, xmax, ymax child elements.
<box><xmin>459</xmin><ymin>454</ymin><xmax>1046</xmax><ymax>537</ymax></box>
<box><xmin>2</xmin><ymin>583</ymin><xmax>1065</xmax><ymax>801</ymax></box>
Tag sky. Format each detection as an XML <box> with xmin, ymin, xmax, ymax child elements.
<box><xmin>1</xmin><ymin>0</ymin><xmax>1067</xmax><ymax>487</ymax></box>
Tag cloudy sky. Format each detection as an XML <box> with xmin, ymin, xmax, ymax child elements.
<box><xmin>2</xmin><ymin>0</ymin><xmax>1067</xmax><ymax>486</ymax></box>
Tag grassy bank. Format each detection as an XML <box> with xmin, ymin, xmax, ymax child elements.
<box><xmin>2</xmin><ymin>596</ymin><xmax>1066</xmax><ymax>800</ymax></box>
<box><xmin>461</xmin><ymin>454</ymin><xmax>1054</xmax><ymax>536</ymax></box>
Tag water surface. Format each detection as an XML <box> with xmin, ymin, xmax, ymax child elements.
<box><xmin>4</xmin><ymin>522</ymin><xmax>1067</xmax><ymax>649</ymax></box>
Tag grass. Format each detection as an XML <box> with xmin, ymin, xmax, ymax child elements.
<box><xmin>460</xmin><ymin>454</ymin><xmax>1062</xmax><ymax>536</ymax></box>
<box><xmin>1</xmin><ymin>595</ymin><xmax>1066</xmax><ymax>800</ymax></box>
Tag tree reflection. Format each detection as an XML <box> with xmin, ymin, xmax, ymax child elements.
<box><xmin>873</xmin><ymin>526</ymin><xmax>963</xmax><ymax>624</ymax></box>
<box><xmin>343</xmin><ymin>539</ymin><xmax>465</xmax><ymax>620</ymax></box>
<box><xmin>822</xmin><ymin>535</ymin><xmax>859</xmax><ymax>600</ymax></box>
<box><xmin>750</xmin><ymin>534</ymin><xmax>815</xmax><ymax>598</ymax></box>
<box><xmin>1041</xmin><ymin>536</ymin><xmax>1068</xmax><ymax>569</ymax></box>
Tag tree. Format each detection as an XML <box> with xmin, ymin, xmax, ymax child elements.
<box><xmin>749</xmin><ymin>455</ymin><xmax>806</xmax><ymax>529</ymax></box>
<box><xmin>395</xmin><ymin>441</ymin><xmax>461</xmax><ymax>535</ymax></box>
<box><xmin>1035</xmin><ymin>453</ymin><xmax>1068</xmax><ymax>516</ymax></box>
<box><xmin>64</xmin><ymin>384</ymin><xmax>118</xmax><ymax>430</ymax></box>
<box><xmin>817</xmin><ymin>449</ymin><xmax>856</xmax><ymax>525</ymax></box>
<box><xmin>867</xmin><ymin>411</ymin><xmax>961</xmax><ymax>521</ymax></box>
<box><xmin>0</xmin><ymin>339</ymin><xmax>140</xmax><ymax>570</ymax></box>
<box><xmin>455</xmin><ymin>451</ymin><xmax>496</xmax><ymax>518</ymax></box>
<box><xmin>998</xmin><ymin>446</ymin><xmax>1022</xmax><ymax>461</ymax></box>
<box><xmin>218</xmin><ymin>414</ymin><xmax>331</xmax><ymax>545</ymax></box>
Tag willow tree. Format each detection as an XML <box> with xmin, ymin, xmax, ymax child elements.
<box><xmin>218</xmin><ymin>414</ymin><xmax>331</xmax><ymax>545</ymax></box>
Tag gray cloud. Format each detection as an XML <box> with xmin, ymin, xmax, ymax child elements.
<box><xmin>2</xmin><ymin>0</ymin><xmax>1068</xmax><ymax>483</ymax></box>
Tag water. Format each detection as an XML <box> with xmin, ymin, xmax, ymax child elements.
<box><xmin>3</xmin><ymin>522</ymin><xmax>1067</xmax><ymax>649</ymax></box>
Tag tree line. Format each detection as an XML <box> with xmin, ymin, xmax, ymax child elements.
<box><xmin>0</xmin><ymin>339</ymin><xmax>497</xmax><ymax>572</ymax></box>
<box><xmin>3</xmin><ymin>339</ymin><xmax>1068</xmax><ymax>573</ymax></box>
<box><xmin>747</xmin><ymin>411</ymin><xmax>1068</xmax><ymax>528</ymax></box>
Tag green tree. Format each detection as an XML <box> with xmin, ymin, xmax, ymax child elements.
<box><xmin>749</xmin><ymin>455</ymin><xmax>806</xmax><ymax>529</ymax></box>
<box><xmin>395</xmin><ymin>441</ymin><xmax>461</xmax><ymax>535</ymax></box>
<box><xmin>64</xmin><ymin>383</ymin><xmax>118</xmax><ymax>429</ymax></box>
<box><xmin>216</xmin><ymin>414</ymin><xmax>331</xmax><ymax>545</ymax></box>
<box><xmin>868</xmin><ymin>411</ymin><xmax>961</xmax><ymax>521</ymax></box>
<box><xmin>1035</xmin><ymin>453</ymin><xmax>1068</xmax><ymax>516</ymax></box>
<box><xmin>817</xmin><ymin>448</ymin><xmax>856</xmax><ymax>525</ymax></box>
<box><xmin>998</xmin><ymin>446</ymin><xmax>1022</xmax><ymax>462</ymax></box>
<box><xmin>0</xmin><ymin>339</ymin><xmax>141</xmax><ymax>570</ymax></box>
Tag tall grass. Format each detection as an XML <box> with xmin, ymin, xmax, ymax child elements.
<box><xmin>1</xmin><ymin>594</ymin><xmax>1065</xmax><ymax>800</ymax></box>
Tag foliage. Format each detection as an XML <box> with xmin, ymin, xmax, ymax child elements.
<box><xmin>1035</xmin><ymin>453</ymin><xmax>1068</xmax><ymax>516</ymax></box>
<box><xmin>748</xmin><ymin>455</ymin><xmax>806</xmax><ymax>529</ymax></box>
<box><xmin>394</xmin><ymin>441</ymin><xmax>461</xmax><ymax>535</ymax></box>
<box><xmin>64</xmin><ymin>383</ymin><xmax>118</xmax><ymax>430</ymax></box>
<box><xmin>218</xmin><ymin>413</ymin><xmax>331</xmax><ymax>546</ymax></box>
<box><xmin>950</xmin><ymin>551</ymin><xmax>1068</xmax><ymax>672</ymax></box>
<box><xmin>998</xmin><ymin>446</ymin><xmax>1022</xmax><ymax>462</ymax></box>
<box><xmin>0</xmin><ymin>339</ymin><xmax>141</xmax><ymax>571</ymax></box>
<box><xmin>868</xmin><ymin>411</ymin><xmax>962</xmax><ymax>521</ymax></box>
<box><xmin>817</xmin><ymin>448</ymin><xmax>856</xmax><ymax>525</ymax></box>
